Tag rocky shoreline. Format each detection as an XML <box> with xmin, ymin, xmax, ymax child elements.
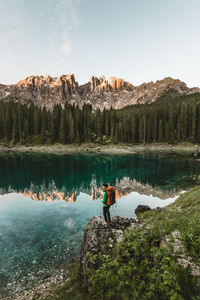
<box><xmin>0</xmin><ymin>143</ymin><xmax>199</xmax><ymax>156</ymax></box>
<box><xmin>1</xmin><ymin>256</ymin><xmax>82</xmax><ymax>300</ymax></box>
<box><xmin>6</xmin><ymin>269</ymin><xmax>66</xmax><ymax>300</ymax></box>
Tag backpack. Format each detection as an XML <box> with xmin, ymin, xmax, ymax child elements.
<box><xmin>106</xmin><ymin>186</ymin><xmax>116</xmax><ymax>206</ymax></box>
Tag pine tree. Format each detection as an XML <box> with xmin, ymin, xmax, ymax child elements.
<box><xmin>191</xmin><ymin>104</ymin><xmax>197</xmax><ymax>143</ymax></box>
<box><xmin>59</xmin><ymin>109</ymin><xmax>67</xmax><ymax>143</ymax></box>
<box><xmin>4</xmin><ymin>105</ymin><xmax>12</xmax><ymax>141</ymax></box>
<box><xmin>68</xmin><ymin>111</ymin><xmax>74</xmax><ymax>143</ymax></box>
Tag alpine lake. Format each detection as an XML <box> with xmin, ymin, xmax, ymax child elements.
<box><xmin>0</xmin><ymin>151</ymin><xmax>200</xmax><ymax>298</ymax></box>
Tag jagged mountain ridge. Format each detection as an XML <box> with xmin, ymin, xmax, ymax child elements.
<box><xmin>0</xmin><ymin>74</ymin><xmax>199</xmax><ymax>110</ymax></box>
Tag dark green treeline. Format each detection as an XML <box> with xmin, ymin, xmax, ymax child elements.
<box><xmin>1</xmin><ymin>91</ymin><xmax>200</xmax><ymax>144</ymax></box>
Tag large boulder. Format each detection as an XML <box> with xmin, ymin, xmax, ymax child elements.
<box><xmin>80</xmin><ymin>216</ymin><xmax>136</xmax><ymax>289</ymax></box>
<box><xmin>135</xmin><ymin>205</ymin><xmax>151</xmax><ymax>217</ymax></box>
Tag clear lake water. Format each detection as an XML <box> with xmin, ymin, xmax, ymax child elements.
<box><xmin>0</xmin><ymin>152</ymin><xmax>200</xmax><ymax>297</ymax></box>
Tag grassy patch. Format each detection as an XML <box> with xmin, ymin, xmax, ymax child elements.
<box><xmin>87</xmin><ymin>187</ymin><xmax>200</xmax><ymax>299</ymax></box>
<box><xmin>139</xmin><ymin>186</ymin><xmax>200</xmax><ymax>265</ymax></box>
<box><xmin>140</xmin><ymin>187</ymin><xmax>200</xmax><ymax>229</ymax></box>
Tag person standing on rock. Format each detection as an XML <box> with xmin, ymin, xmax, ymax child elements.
<box><xmin>102</xmin><ymin>183</ymin><xmax>111</xmax><ymax>223</ymax></box>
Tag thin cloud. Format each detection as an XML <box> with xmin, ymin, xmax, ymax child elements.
<box><xmin>60</xmin><ymin>40</ymin><xmax>72</xmax><ymax>55</ymax></box>
<box><xmin>53</xmin><ymin>0</ymin><xmax>80</xmax><ymax>55</ymax></box>
<box><xmin>0</xmin><ymin>0</ymin><xmax>80</xmax><ymax>55</ymax></box>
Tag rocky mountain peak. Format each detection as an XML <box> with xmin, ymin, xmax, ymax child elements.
<box><xmin>89</xmin><ymin>75</ymin><xmax>133</xmax><ymax>92</ymax></box>
<box><xmin>3</xmin><ymin>74</ymin><xmax>80</xmax><ymax>109</ymax></box>
<box><xmin>15</xmin><ymin>73</ymin><xmax>78</xmax><ymax>89</ymax></box>
<box><xmin>0</xmin><ymin>74</ymin><xmax>199</xmax><ymax>110</ymax></box>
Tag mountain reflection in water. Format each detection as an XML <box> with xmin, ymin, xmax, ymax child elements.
<box><xmin>0</xmin><ymin>152</ymin><xmax>199</xmax><ymax>203</ymax></box>
<box><xmin>15</xmin><ymin>177</ymin><xmax>180</xmax><ymax>203</ymax></box>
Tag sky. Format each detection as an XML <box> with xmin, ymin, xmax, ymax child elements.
<box><xmin>0</xmin><ymin>0</ymin><xmax>200</xmax><ymax>87</ymax></box>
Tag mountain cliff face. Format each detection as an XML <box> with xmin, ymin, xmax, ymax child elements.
<box><xmin>0</xmin><ymin>74</ymin><xmax>199</xmax><ymax>110</ymax></box>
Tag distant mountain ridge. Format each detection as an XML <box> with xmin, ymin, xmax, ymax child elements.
<box><xmin>0</xmin><ymin>74</ymin><xmax>199</xmax><ymax>110</ymax></box>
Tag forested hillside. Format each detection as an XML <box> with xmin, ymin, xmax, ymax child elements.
<box><xmin>0</xmin><ymin>91</ymin><xmax>200</xmax><ymax>144</ymax></box>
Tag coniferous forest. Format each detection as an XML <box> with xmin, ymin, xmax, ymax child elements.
<box><xmin>1</xmin><ymin>91</ymin><xmax>200</xmax><ymax>145</ymax></box>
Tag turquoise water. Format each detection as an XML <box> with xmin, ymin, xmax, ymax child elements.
<box><xmin>0</xmin><ymin>153</ymin><xmax>200</xmax><ymax>297</ymax></box>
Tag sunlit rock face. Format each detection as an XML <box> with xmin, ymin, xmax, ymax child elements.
<box><xmin>0</xmin><ymin>74</ymin><xmax>80</xmax><ymax>110</ymax></box>
<box><xmin>0</xmin><ymin>74</ymin><xmax>199</xmax><ymax>110</ymax></box>
<box><xmin>89</xmin><ymin>75</ymin><xmax>133</xmax><ymax>92</ymax></box>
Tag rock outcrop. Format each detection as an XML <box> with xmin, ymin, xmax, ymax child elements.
<box><xmin>0</xmin><ymin>74</ymin><xmax>199</xmax><ymax>110</ymax></box>
<box><xmin>135</xmin><ymin>205</ymin><xmax>152</xmax><ymax>217</ymax></box>
<box><xmin>80</xmin><ymin>216</ymin><xmax>137</xmax><ymax>289</ymax></box>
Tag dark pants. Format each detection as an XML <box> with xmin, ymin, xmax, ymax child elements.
<box><xmin>103</xmin><ymin>206</ymin><xmax>111</xmax><ymax>222</ymax></box>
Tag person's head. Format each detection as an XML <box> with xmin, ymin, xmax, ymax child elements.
<box><xmin>102</xmin><ymin>183</ymin><xmax>108</xmax><ymax>189</ymax></box>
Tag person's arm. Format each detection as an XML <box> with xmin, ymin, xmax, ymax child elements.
<box><xmin>101</xmin><ymin>191</ymin><xmax>107</xmax><ymax>204</ymax></box>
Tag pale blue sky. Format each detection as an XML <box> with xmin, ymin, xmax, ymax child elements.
<box><xmin>0</xmin><ymin>0</ymin><xmax>200</xmax><ymax>87</ymax></box>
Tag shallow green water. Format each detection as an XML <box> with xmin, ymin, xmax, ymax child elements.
<box><xmin>0</xmin><ymin>152</ymin><xmax>200</xmax><ymax>297</ymax></box>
